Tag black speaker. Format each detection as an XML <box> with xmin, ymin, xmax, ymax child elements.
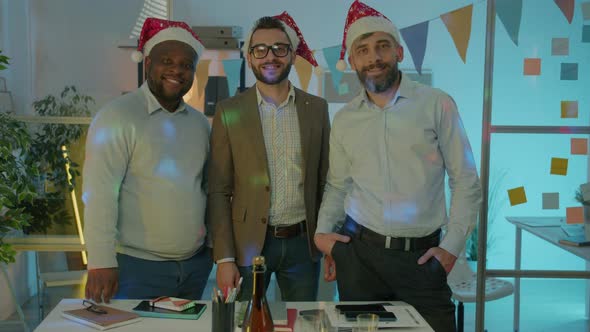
<box><xmin>204</xmin><ymin>76</ymin><xmax>230</xmax><ymax>117</ymax></box>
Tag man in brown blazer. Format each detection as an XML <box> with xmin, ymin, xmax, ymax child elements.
<box><xmin>208</xmin><ymin>13</ymin><xmax>330</xmax><ymax>301</ymax></box>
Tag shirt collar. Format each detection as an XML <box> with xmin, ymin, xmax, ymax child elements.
<box><xmin>140</xmin><ymin>81</ymin><xmax>187</xmax><ymax>115</ymax></box>
<box><xmin>355</xmin><ymin>71</ymin><xmax>413</xmax><ymax>110</ymax></box>
<box><xmin>255</xmin><ymin>82</ymin><xmax>296</xmax><ymax>108</ymax></box>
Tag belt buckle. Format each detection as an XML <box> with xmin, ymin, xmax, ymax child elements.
<box><xmin>273</xmin><ymin>226</ymin><xmax>282</xmax><ymax>237</ymax></box>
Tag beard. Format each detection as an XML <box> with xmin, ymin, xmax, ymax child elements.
<box><xmin>146</xmin><ymin>72</ymin><xmax>191</xmax><ymax>105</ymax></box>
<box><xmin>251</xmin><ymin>61</ymin><xmax>292</xmax><ymax>85</ymax></box>
<box><xmin>356</xmin><ymin>60</ymin><xmax>399</xmax><ymax>93</ymax></box>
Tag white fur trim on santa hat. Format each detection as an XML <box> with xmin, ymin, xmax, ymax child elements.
<box><xmin>345</xmin><ymin>16</ymin><xmax>401</xmax><ymax>52</ymax></box>
<box><xmin>143</xmin><ymin>27</ymin><xmax>204</xmax><ymax>59</ymax></box>
<box><xmin>241</xmin><ymin>23</ymin><xmax>300</xmax><ymax>56</ymax></box>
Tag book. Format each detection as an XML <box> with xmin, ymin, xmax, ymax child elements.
<box><xmin>133</xmin><ymin>300</ymin><xmax>207</xmax><ymax>320</ymax></box>
<box><xmin>61</xmin><ymin>305</ymin><xmax>142</xmax><ymax>330</ymax></box>
<box><xmin>559</xmin><ymin>235</ymin><xmax>590</xmax><ymax>246</ymax></box>
<box><xmin>149</xmin><ymin>296</ymin><xmax>196</xmax><ymax>312</ymax></box>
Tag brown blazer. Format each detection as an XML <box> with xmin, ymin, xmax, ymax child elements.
<box><xmin>207</xmin><ymin>86</ymin><xmax>330</xmax><ymax>266</ymax></box>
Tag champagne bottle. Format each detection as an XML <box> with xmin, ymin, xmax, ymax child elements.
<box><xmin>241</xmin><ymin>256</ymin><xmax>274</xmax><ymax>332</ymax></box>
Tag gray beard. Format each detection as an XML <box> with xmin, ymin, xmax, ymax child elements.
<box><xmin>358</xmin><ymin>62</ymin><xmax>399</xmax><ymax>93</ymax></box>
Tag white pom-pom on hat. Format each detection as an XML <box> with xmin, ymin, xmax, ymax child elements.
<box><xmin>336</xmin><ymin>59</ymin><xmax>348</xmax><ymax>72</ymax></box>
<box><xmin>131</xmin><ymin>50</ymin><xmax>144</xmax><ymax>63</ymax></box>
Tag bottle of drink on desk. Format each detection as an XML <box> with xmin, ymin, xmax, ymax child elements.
<box><xmin>241</xmin><ymin>256</ymin><xmax>274</xmax><ymax>332</ymax></box>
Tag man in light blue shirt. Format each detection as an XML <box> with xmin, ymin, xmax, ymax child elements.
<box><xmin>83</xmin><ymin>18</ymin><xmax>212</xmax><ymax>303</ymax></box>
<box><xmin>314</xmin><ymin>2</ymin><xmax>481</xmax><ymax>331</ymax></box>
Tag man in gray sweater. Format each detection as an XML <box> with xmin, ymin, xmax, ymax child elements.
<box><xmin>83</xmin><ymin>18</ymin><xmax>211</xmax><ymax>303</ymax></box>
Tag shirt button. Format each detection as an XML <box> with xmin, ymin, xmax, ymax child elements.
<box><xmin>261</xmin><ymin>218</ymin><xmax>267</xmax><ymax>224</ymax></box>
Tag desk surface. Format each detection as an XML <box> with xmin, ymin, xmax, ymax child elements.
<box><xmin>35</xmin><ymin>299</ymin><xmax>434</xmax><ymax>332</ymax></box>
<box><xmin>4</xmin><ymin>235</ymin><xmax>85</xmax><ymax>252</ymax></box>
<box><xmin>506</xmin><ymin>216</ymin><xmax>590</xmax><ymax>261</ymax></box>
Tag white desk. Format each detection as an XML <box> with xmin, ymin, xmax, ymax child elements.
<box><xmin>35</xmin><ymin>299</ymin><xmax>434</xmax><ymax>332</ymax></box>
<box><xmin>504</xmin><ymin>217</ymin><xmax>590</xmax><ymax>332</ymax></box>
<box><xmin>1</xmin><ymin>235</ymin><xmax>86</xmax><ymax>332</ymax></box>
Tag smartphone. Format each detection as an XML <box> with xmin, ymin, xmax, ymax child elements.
<box><xmin>344</xmin><ymin>311</ymin><xmax>397</xmax><ymax>322</ymax></box>
<box><xmin>299</xmin><ymin>309</ymin><xmax>324</xmax><ymax>316</ymax></box>
<box><xmin>335</xmin><ymin>304</ymin><xmax>387</xmax><ymax>313</ymax></box>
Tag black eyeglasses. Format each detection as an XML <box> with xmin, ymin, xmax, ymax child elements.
<box><xmin>249</xmin><ymin>43</ymin><xmax>291</xmax><ymax>59</ymax></box>
<box><xmin>82</xmin><ymin>300</ymin><xmax>107</xmax><ymax>315</ymax></box>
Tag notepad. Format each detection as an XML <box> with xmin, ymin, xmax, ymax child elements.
<box><xmin>61</xmin><ymin>305</ymin><xmax>141</xmax><ymax>330</ymax></box>
<box><xmin>149</xmin><ymin>296</ymin><xmax>196</xmax><ymax>312</ymax></box>
<box><xmin>133</xmin><ymin>300</ymin><xmax>206</xmax><ymax>320</ymax></box>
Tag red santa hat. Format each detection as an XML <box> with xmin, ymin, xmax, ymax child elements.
<box><xmin>131</xmin><ymin>17</ymin><xmax>204</xmax><ymax>63</ymax></box>
<box><xmin>243</xmin><ymin>12</ymin><xmax>319</xmax><ymax>69</ymax></box>
<box><xmin>336</xmin><ymin>0</ymin><xmax>401</xmax><ymax>71</ymax></box>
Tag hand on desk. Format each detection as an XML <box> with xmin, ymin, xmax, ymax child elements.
<box><xmin>86</xmin><ymin>268</ymin><xmax>118</xmax><ymax>303</ymax></box>
<box><xmin>417</xmin><ymin>247</ymin><xmax>457</xmax><ymax>274</ymax></box>
<box><xmin>216</xmin><ymin>262</ymin><xmax>240</xmax><ymax>291</ymax></box>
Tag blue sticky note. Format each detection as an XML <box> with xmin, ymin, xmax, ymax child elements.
<box><xmin>583</xmin><ymin>25</ymin><xmax>590</xmax><ymax>43</ymax></box>
<box><xmin>561</xmin><ymin>63</ymin><xmax>578</xmax><ymax>80</ymax></box>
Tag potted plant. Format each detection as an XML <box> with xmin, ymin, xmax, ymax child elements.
<box><xmin>20</xmin><ymin>86</ymin><xmax>94</xmax><ymax>234</ymax></box>
<box><xmin>465</xmin><ymin>170</ymin><xmax>507</xmax><ymax>262</ymax></box>
<box><xmin>574</xmin><ymin>185</ymin><xmax>590</xmax><ymax>239</ymax></box>
<box><xmin>0</xmin><ymin>112</ymin><xmax>39</xmax><ymax>263</ymax></box>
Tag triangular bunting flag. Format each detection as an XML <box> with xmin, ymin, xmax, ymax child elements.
<box><xmin>322</xmin><ymin>45</ymin><xmax>344</xmax><ymax>92</ymax></box>
<box><xmin>496</xmin><ymin>0</ymin><xmax>522</xmax><ymax>46</ymax></box>
<box><xmin>400</xmin><ymin>21</ymin><xmax>429</xmax><ymax>75</ymax></box>
<box><xmin>196</xmin><ymin>59</ymin><xmax>211</xmax><ymax>99</ymax></box>
<box><xmin>222</xmin><ymin>58</ymin><xmax>242</xmax><ymax>97</ymax></box>
<box><xmin>294</xmin><ymin>55</ymin><xmax>313</xmax><ymax>92</ymax></box>
<box><xmin>441</xmin><ymin>5</ymin><xmax>473</xmax><ymax>63</ymax></box>
<box><xmin>554</xmin><ymin>0</ymin><xmax>575</xmax><ymax>24</ymax></box>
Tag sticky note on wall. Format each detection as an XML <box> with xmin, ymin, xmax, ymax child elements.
<box><xmin>542</xmin><ymin>192</ymin><xmax>559</xmax><ymax>209</ymax></box>
<box><xmin>551</xmin><ymin>38</ymin><xmax>569</xmax><ymax>56</ymax></box>
<box><xmin>508</xmin><ymin>186</ymin><xmax>527</xmax><ymax>206</ymax></box>
<box><xmin>524</xmin><ymin>58</ymin><xmax>541</xmax><ymax>75</ymax></box>
<box><xmin>550</xmin><ymin>157</ymin><xmax>568</xmax><ymax>175</ymax></box>
<box><xmin>571</xmin><ymin>138</ymin><xmax>588</xmax><ymax>155</ymax></box>
<box><xmin>566</xmin><ymin>206</ymin><xmax>584</xmax><ymax>224</ymax></box>
<box><xmin>561</xmin><ymin>101</ymin><xmax>578</xmax><ymax>118</ymax></box>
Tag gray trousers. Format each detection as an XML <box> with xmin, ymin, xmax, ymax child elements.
<box><xmin>331</xmin><ymin>230</ymin><xmax>456</xmax><ymax>332</ymax></box>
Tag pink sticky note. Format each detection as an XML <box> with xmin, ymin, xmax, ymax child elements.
<box><xmin>571</xmin><ymin>138</ymin><xmax>588</xmax><ymax>155</ymax></box>
<box><xmin>524</xmin><ymin>58</ymin><xmax>541</xmax><ymax>75</ymax></box>
<box><xmin>566</xmin><ymin>206</ymin><xmax>584</xmax><ymax>224</ymax></box>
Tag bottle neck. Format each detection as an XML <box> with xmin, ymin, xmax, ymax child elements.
<box><xmin>252</xmin><ymin>268</ymin><xmax>265</xmax><ymax>302</ymax></box>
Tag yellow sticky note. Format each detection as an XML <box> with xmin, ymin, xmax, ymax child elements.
<box><xmin>550</xmin><ymin>157</ymin><xmax>568</xmax><ymax>175</ymax></box>
<box><xmin>524</xmin><ymin>58</ymin><xmax>541</xmax><ymax>75</ymax></box>
<box><xmin>571</xmin><ymin>138</ymin><xmax>588</xmax><ymax>155</ymax></box>
<box><xmin>566</xmin><ymin>206</ymin><xmax>584</xmax><ymax>224</ymax></box>
<box><xmin>561</xmin><ymin>100</ymin><xmax>578</xmax><ymax>118</ymax></box>
<box><xmin>507</xmin><ymin>186</ymin><xmax>527</xmax><ymax>206</ymax></box>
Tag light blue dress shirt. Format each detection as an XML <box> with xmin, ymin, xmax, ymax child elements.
<box><xmin>316</xmin><ymin>73</ymin><xmax>482</xmax><ymax>256</ymax></box>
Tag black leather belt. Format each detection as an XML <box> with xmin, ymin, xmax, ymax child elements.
<box><xmin>342</xmin><ymin>216</ymin><xmax>440</xmax><ymax>251</ymax></box>
<box><xmin>267</xmin><ymin>221</ymin><xmax>306</xmax><ymax>239</ymax></box>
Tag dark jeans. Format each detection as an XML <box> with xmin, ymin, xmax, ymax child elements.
<box><xmin>114</xmin><ymin>246</ymin><xmax>213</xmax><ymax>300</ymax></box>
<box><xmin>332</xmin><ymin>226</ymin><xmax>456</xmax><ymax>332</ymax></box>
<box><xmin>237</xmin><ymin>231</ymin><xmax>319</xmax><ymax>302</ymax></box>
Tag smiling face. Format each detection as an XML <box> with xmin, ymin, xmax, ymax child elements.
<box><xmin>348</xmin><ymin>31</ymin><xmax>404</xmax><ymax>94</ymax></box>
<box><xmin>145</xmin><ymin>40</ymin><xmax>197</xmax><ymax>111</ymax></box>
<box><xmin>247</xmin><ymin>28</ymin><xmax>294</xmax><ymax>85</ymax></box>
